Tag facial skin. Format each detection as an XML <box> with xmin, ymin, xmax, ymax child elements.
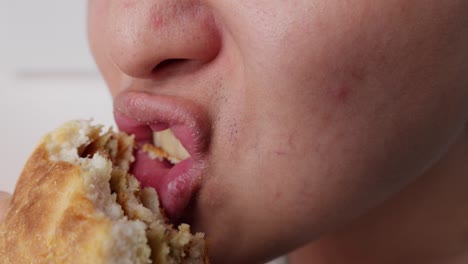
<box><xmin>87</xmin><ymin>0</ymin><xmax>468</xmax><ymax>263</ymax></box>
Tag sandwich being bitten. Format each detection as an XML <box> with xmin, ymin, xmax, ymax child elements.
<box><xmin>0</xmin><ymin>120</ymin><xmax>208</xmax><ymax>264</ymax></box>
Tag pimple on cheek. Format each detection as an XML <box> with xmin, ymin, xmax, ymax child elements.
<box><xmin>329</xmin><ymin>85</ymin><xmax>353</xmax><ymax>104</ymax></box>
<box><xmin>324</xmin><ymin>59</ymin><xmax>367</xmax><ymax>105</ymax></box>
<box><xmin>274</xmin><ymin>190</ymin><xmax>283</xmax><ymax>200</ymax></box>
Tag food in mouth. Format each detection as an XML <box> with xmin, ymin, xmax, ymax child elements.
<box><xmin>0</xmin><ymin>120</ymin><xmax>208</xmax><ymax>264</ymax></box>
<box><xmin>149</xmin><ymin>129</ymin><xmax>191</xmax><ymax>164</ymax></box>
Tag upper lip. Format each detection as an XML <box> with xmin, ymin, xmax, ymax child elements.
<box><xmin>113</xmin><ymin>91</ymin><xmax>211</xmax><ymax>220</ymax></box>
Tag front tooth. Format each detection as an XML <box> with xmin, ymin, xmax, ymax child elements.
<box><xmin>153</xmin><ymin>129</ymin><xmax>190</xmax><ymax>164</ymax></box>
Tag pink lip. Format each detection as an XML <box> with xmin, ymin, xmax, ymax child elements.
<box><xmin>114</xmin><ymin>91</ymin><xmax>210</xmax><ymax>220</ymax></box>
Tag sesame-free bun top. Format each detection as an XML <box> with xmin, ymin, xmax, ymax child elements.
<box><xmin>0</xmin><ymin>120</ymin><xmax>207</xmax><ymax>264</ymax></box>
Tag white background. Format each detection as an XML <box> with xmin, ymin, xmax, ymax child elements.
<box><xmin>0</xmin><ymin>1</ymin><xmax>114</xmax><ymax>192</ymax></box>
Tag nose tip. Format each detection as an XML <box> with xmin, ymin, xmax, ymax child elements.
<box><xmin>106</xmin><ymin>2</ymin><xmax>221</xmax><ymax>79</ymax></box>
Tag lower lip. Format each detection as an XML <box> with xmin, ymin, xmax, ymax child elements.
<box><xmin>131</xmin><ymin>150</ymin><xmax>199</xmax><ymax>220</ymax></box>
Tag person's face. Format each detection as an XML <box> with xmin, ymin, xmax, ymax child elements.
<box><xmin>88</xmin><ymin>1</ymin><xmax>468</xmax><ymax>262</ymax></box>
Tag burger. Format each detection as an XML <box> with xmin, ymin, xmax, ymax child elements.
<box><xmin>0</xmin><ymin>120</ymin><xmax>208</xmax><ymax>263</ymax></box>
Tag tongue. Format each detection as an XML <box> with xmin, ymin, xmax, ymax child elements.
<box><xmin>131</xmin><ymin>150</ymin><xmax>172</xmax><ymax>187</ymax></box>
<box><xmin>130</xmin><ymin>150</ymin><xmax>195</xmax><ymax>220</ymax></box>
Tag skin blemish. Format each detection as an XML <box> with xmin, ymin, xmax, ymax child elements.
<box><xmin>327</xmin><ymin>64</ymin><xmax>364</xmax><ymax>104</ymax></box>
<box><xmin>330</xmin><ymin>85</ymin><xmax>352</xmax><ymax>104</ymax></box>
<box><xmin>151</xmin><ymin>15</ymin><xmax>166</xmax><ymax>29</ymax></box>
<box><xmin>274</xmin><ymin>150</ymin><xmax>288</xmax><ymax>156</ymax></box>
<box><xmin>149</xmin><ymin>3</ymin><xmax>195</xmax><ymax>31</ymax></box>
<box><xmin>149</xmin><ymin>4</ymin><xmax>173</xmax><ymax>30</ymax></box>
<box><xmin>274</xmin><ymin>190</ymin><xmax>282</xmax><ymax>200</ymax></box>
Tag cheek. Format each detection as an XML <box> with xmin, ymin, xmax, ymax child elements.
<box><xmin>206</xmin><ymin>0</ymin><xmax>468</xmax><ymax>236</ymax></box>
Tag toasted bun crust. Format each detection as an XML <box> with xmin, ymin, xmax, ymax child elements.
<box><xmin>0</xmin><ymin>120</ymin><xmax>208</xmax><ymax>264</ymax></box>
<box><xmin>0</xmin><ymin>142</ymin><xmax>119</xmax><ymax>263</ymax></box>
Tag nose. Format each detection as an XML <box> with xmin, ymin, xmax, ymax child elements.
<box><xmin>106</xmin><ymin>1</ymin><xmax>221</xmax><ymax>79</ymax></box>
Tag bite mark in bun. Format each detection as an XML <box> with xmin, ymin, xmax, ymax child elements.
<box><xmin>0</xmin><ymin>120</ymin><xmax>208</xmax><ymax>264</ymax></box>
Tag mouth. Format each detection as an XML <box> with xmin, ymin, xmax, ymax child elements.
<box><xmin>114</xmin><ymin>91</ymin><xmax>210</xmax><ymax>221</ymax></box>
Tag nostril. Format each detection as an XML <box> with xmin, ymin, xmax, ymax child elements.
<box><xmin>152</xmin><ymin>59</ymin><xmax>188</xmax><ymax>73</ymax></box>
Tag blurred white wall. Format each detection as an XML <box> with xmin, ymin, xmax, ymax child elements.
<box><xmin>0</xmin><ymin>1</ymin><xmax>114</xmax><ymax>192</ymax></box>
<box><xmin>1</xmin><ymin>1</ymin><xmax>96</xmax><ymax>72</ymax></box>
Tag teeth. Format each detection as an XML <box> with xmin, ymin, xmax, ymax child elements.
<box><xmin>152</xmin><ymin>129</ymin><xmax>190</xmax><ymax>164</ymax></box>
